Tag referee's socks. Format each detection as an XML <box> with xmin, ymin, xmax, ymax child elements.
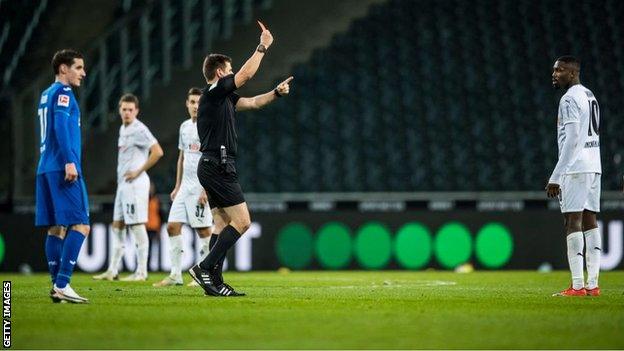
<box><xmin>199</xmin><ymin>225</ymin><xmax>240</xmax><ymax>270</ymax></box>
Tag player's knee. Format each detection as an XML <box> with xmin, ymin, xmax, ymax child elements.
<box><xmin>231</xmin><ymin>217</ymin><xmax>251</xmax><ymax>234</ymax></box>
<box><xmin>48</xmin><ymin>226</ymin><xmax>65</xmax><ymax>238</ymax></box>
<box><xmin>70</xmin><ymin>224</ymin><xmax>90</xmax><ymax>236</ymax></box>
<box><xmin>582</xmin><ymin>212</ymin><xmax>598</xmax><ymax>231</ymax></box>
<box><xmin>213</xmin><ymin>214</ymin><xmax>225</xmax><ymax>226</ymax></box>
<box><xmin>566</xmin><ymin>219</ymin><xmax>582</xmax><ymax>233</ymax></box>
<box><xmin>167</xmin><ymin>222</ymin><xmax>182</xmax><ymax>235</ymax></box>
<box><xmin>197</xmin><ymin>227</ymin><xmax>212</xmax><ymax>238</ymax></box>
<box><xmin>213</xmin><ymin>216</ymin><xmax>228</xmax><ymax>230</ymax></box>
<box><xmin>582</xmin><ymin>221</ymin><xmax>598</xmax><ymax>232</ymax></box>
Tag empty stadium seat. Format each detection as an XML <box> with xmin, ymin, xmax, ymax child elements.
<box><xmin>235</xmin><ymin>0</ymin><xmax>623</xmax><ymax>192</ymax></box>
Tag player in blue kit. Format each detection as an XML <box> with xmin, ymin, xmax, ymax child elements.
<box><xmin>36</xmin><ymin>49</ymin><xmax>90</xmax><ymax>303</ymax></box>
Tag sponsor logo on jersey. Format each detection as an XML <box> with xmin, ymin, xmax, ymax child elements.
<box><xmin>40</xmin><ymin>95</ymin><xmax>48</xmax><ymax>104</ymax></box>
<box><xmin>57</xmin><ymin>94</ymin><xmax>70</xmax><ymax>107</ymax></box>
<box><xmin>63</xmin><ymin>87</ymin><xmax>72</xmax><ymax>91</ymax></box>
<box><xmin>189</xmin><ymin>143</ymin><xmax>200</xmax><ymax>151</ymax></box>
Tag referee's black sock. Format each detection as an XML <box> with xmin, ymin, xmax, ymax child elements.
<box><xmin>200</xmin><ymin>225</ymin><xmax>241</xmax><ymax>270</ymax></box>
<box><xmin>209</xmin><ymin>233</ymin><xmax>228</xmax><ymax>273</ymax></box>
<box><xmin>209</xmin><ymin>233</ymin><xmax>219</xmax><ymax>251</ymax></box>
<box><xmin>215</xmin><ymin>245</ymin><xmax>229</xmax><ymax>273</ymax></box>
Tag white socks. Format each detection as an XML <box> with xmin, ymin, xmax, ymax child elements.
<box><xmin>129</xmin><ymin>224</ymin><xmax>149</xmax><ymax>276</ymax></box>
<box><xmin>584</xmin><ymin>228</ymin><xmax>601</xmax><ymax>289</ymax></box>
<box><xmin>198</xmin><ymin>236</ymin><xmax>211</xmax><ymax>263</ymax></box>
<box><xmin>108</xmin><ymin>227</ymin><xmax>125</xmax><ymax>275</ymax></box>
<box><xmin>169</xmin><ymin>235</ymin><xmax>183</xmax><ymax>278</ymax></box>
<box><xmin>566</xmin><ymin>231</ymin><xmax>585</xmax><ymax>289</ymax></box>
<box><xmin>169</xmin><ymin>234</ymin><xmax>211</xmax><ymax>277</ymax></box>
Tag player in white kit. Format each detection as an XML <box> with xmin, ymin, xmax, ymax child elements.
<box><xmin>547</xmin><ymin>56</ymin><xmax>602</xmax><ymax>297</ymax></box>
<box><xmin>93</xmin><ymin>94</ymin><xmax>163</xmax><ymax>281</ymax></box>
<box><xmin>153</xmin><ymin>88</ymin><xmax>214</xmax><ymax>287</ymax></box>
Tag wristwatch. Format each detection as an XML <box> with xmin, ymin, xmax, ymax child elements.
<box><xmin>257</xmin><ymin>44</ymin><xmax>267</xmax><ymax>53</ymax></box>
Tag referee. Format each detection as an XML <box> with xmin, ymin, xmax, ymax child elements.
<box><xmin>189</xmin><ymin>21</ymin><xmax>293</xmax><ymax>296</ymax></box>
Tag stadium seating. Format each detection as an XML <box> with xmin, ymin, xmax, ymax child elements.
<box><xmin>80</xmin><ymin>0</ymin><xmax>268</xmax><ymax>131</ymax></box>
<box><xmin>5</xmin><ymin>0</ymin><xmax>623</xmax><ymax>195</ymax></box>
<box><xmin>237</xmin><ymin>0</ymin><xmax>624</xmax><ymax>191</ymax></box>
<box><xmin>2</xmin><ymin>0</ymin><xmax>273</xmax><ymax>197</ymax></box>
<box><xmin>0</xmin><ymin>0</ymin><xmax>50</xmax><ymax>89</ymax></box>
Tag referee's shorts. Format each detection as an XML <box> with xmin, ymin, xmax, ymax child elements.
<box><xmin>197</xmin><ymin>155</ymin><xmax>245</xmax><ymax>209</ymax></box>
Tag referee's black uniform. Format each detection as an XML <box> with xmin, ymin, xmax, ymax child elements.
<box><xmin>196</xmin><ymin>74</ymin><xmax>245</xmax><ymax>209</ymax></box>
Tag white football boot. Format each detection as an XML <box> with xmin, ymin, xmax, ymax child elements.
<box><xmin>53</xmin><ymin>284</ymin><xmax>89</xmax><ymax>304</ymax></box>
<box><xmin>92</xmin><ymin>271</ymin><xmax>119</xmax><ymax>281</ymax></box>
<box><xmin>120</xmin><ymin>272</ymin><xmax>148</xmax><ymax>281</ymax></box>
<box><xmin>153</xmin><ymin>275</ymin><xmax>183</xmax><ymax>287</ymax></box>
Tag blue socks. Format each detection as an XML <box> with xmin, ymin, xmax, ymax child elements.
<box><xmin>45</xmin><ymin>234</ymin><xmax>63</xmax><ymax>284</ymax></box>
<box><xmin>55</xmin><ymin>230</ymin><xmax>86</xmax><ymax>289</ymax></box>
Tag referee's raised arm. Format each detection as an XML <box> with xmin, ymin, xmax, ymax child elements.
<box><xmin>234</xmin><ymin>20</ymin><xmax>274</xmax><ymax>88</ymax></box>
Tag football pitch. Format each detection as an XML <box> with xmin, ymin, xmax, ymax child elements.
<box><xmin>7</xmin><ymin>271</ymin><xmax>624</xmax><ymax>349</ymax></box>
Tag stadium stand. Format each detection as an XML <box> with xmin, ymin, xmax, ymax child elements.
<box><xmin>0</xmin><ymin>0</ymin><xmax>50</xmax><ymax>89</ymax></box>
<box><xmin>237</xmin><ymin>0</ymin><xmax>624</xmax><ymax>192</ymax></box>
<box><xmin>5</xmin><ymin>0</ymin><xmax>277</xmax><ymax>198</ymax></box>
<box><xmin>3</xmin><ymin>0</ymin><xmax>624</xmax><ymax>199</ymax></box>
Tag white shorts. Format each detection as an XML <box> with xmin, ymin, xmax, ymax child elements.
<box><xmin>167</xmin><ymin>184</ymin><xmax>213</xmax><ymax>228</ymax></box>
<box><xmin>113</xmin><ymin>174</ymin><xmax>150</xmax><ymax>224</ymax></box>
<box><xmin>559</xmin><ymin>173</ymin><xmax>601</xmax><ymax>213</ymax></box>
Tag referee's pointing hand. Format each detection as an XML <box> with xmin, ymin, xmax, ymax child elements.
<box><xmin>276</xmin><ymin>76</ymin><xmax>294</xmax><ymax>96</ymax></box>
<box><xmin>257</xmin><ymin>20</ymin><xmax>273</xmax><ymax>48</ymax></box>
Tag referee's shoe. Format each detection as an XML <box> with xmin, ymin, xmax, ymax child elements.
<box><xmin>188</xmin><ymin>264</ymin><xmax>245</xmax><ymax>297</ymax></box>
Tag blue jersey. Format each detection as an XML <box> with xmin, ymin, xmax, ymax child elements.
<box><xmin>36</xmin><ymin>82</ymin><xmax>82</xmax><ymax>175</ymax></box>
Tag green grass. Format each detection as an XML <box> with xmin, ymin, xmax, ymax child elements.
<box><xmin>7</xmin><ymin>271</ymin><xmax>624</xmax><ymax>349</ymax></box>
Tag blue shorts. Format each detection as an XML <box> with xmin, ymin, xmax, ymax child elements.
<box><xmin>35</xmin><ymin>171</ymin><xmax>90</xmax><ymax>227</ymax></box>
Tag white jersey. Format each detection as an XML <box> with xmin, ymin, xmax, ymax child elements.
<box><xmin>556</xmin><ymin>84</ymin><xmax>601</xmax><ymax>174</ymax></box>
<box><xmin>116</xmin><ymin>119</ymin><xmax>157</xmax><ymax>183</ymax></box>
<box><xmin>178</xmin><ymin>118</ymin><xmax>202</xmax><ymax>190</ymax></box>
